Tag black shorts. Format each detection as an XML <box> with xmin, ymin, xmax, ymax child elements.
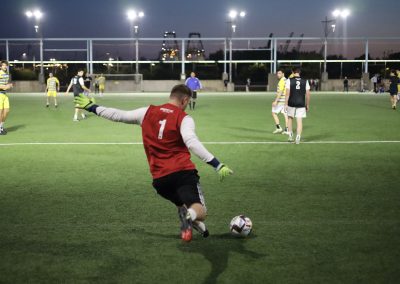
<box><xmin>191</xmin><ymin>91</ymin><xmax>197</xmax><ymax>99</ymax></box>
<box><xmin>152</xmin><ymin>170</ymin><xmax>205</xmax><ymax>208</ymax></box>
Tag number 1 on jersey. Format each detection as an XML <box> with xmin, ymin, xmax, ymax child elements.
<box><xmin>158</xmin><ymin>119</ymin><xmax>167</xmax><ymax>139</ymax></box>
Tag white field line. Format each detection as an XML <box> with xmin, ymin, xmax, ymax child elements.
<box><xmin>1</xmin><ymin>141</ymin><xmax>400</xmax><ymax>147</ymax></box>
<box><xmin>8</xmin><ymin>91</ymin><xmax>370</xmax><ymax>97</ymax></box>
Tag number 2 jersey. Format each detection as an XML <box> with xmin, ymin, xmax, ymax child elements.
<box><xmin>94</xmin><ymin>103</ymin><xmax>215</xmax><ymax>179</ymax></box>
<box><xmin>285</xmin><ymin>77</ymin><xmax>310</xmax><ymax>108</ymax></box>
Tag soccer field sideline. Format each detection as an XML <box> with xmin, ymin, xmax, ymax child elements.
<box><xmin>1</xmin><ymin>140</ymin><xmax>400</xmax><ymax>147</ymax></box>
<box><xmin>6</xmin><ymin>91</ymin><xmax>380</xmax><ymax>97</ymax></box>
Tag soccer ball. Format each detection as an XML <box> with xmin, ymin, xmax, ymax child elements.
<box><xmin>229</xmin><ymin>215</ymin><xmax>252</xmax><ymax>237</ymax></box>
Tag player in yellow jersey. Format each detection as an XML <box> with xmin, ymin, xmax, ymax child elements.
<box><xmin>397</xmin><ymin>70</ymin><xmax>400</xmax><ymax>103</ymax></box>
<box><xmin>271</xmin><ymin>69</ymin><xmax>289</xmax><ymax>134</ymax></box>
<box><xmin>97</xmin><ymin>74</ymin><xmax>106</xmax><ymax>96</ymax></box>
<box><xmin>0</xmin><ymin>60</ymin><xmax>13</xmax><ymax>135</ymax></box>
<box><xmin>46</xmin><ymin>73</ymin><xmax>60</xmax><ymax>108</ymax></box>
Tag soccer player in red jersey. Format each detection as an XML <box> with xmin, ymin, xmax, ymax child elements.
<box><xmin>74</xmin><ymin>84</ymin><xmax>233</xmax><ymax>242</ymax></box>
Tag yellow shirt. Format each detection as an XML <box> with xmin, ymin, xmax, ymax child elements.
<box><xmin>276</xmin><ymin>77</ymin><xmax>286</xmax><ymax>105</ymax></box>
<box><xmin>47</xmin><ymin>77</ymin><xmax>59</xmax><ymax>91</ymax></box>
<box><xmin>289</xmin><ymin>73</ymin><xmax>295</xmax><ymax>79</ymax></box>
<box><xmin>0</xmin><ymin>70</ymin><xmax>10</xmax><ymax>93</ymax></box>
<box><xmin>97</xmin><ymin>76</ymin><xmax>105</xmax><ymax>85</ymax></box>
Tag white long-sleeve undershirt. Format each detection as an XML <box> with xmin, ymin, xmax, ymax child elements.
<box><xmin>95</xmin><ymin>106</ymin><xmax>215</xmax><ymax>163</ymax></box>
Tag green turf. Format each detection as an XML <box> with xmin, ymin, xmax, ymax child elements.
<box><xmin>0</xmin><ymin>92</ymin><xmax>399</xmax><ymax>283</ymax></box>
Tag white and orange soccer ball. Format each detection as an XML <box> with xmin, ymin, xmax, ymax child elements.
<box><xmin>229</xmin><ymin>215</ymin><xmax>252</xmax><ymax>237</ymax></box>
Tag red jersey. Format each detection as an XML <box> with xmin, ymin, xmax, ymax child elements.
<box><xmin>141</xmin><ymin>103</ymin><xmax>196</xmax><ymax>179</ymax></box>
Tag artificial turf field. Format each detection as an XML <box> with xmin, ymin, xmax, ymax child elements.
<box><xmin>0</xmin><ymin>92</ymin><xmax>399</xmax><ymax>283</ymax></box>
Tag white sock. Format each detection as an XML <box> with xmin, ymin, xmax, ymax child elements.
<box><xmin>81</xmin><ymin>113</ymin><xmax>86</xmax><ymax>118</ymax></box>
<box><xmin>0</xmin><ymin>122</ymin><xmax>3</xmax><ymax>128</ymax></box>
<box><xmin>296</xmin><ymin>134</ymin><xmax>301</xmax><ymax>140</ymax></box>
<box><xmin>73</xmin><ymin>115</ymin><xmax>78</xmax><ymax>120</ymax></box>
<box><xmin>194</xmin><ymin>221</ymin><xmax>206</xmax><ymax>232</ymax></box>
<box><xmin>188</xmin><ymin>208</ymin><xmax>197</xmax><ymax>221</ymax></box>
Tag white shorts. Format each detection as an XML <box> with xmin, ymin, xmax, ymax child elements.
<box><xmin>287</xmin><ymin>107</ymin><xmax>306</xmax><ymax>118</ymax></box>
<box><xmin>272</xmin><ymin>104</ymin><xmax>286</xmax><ymax>114</ymax></box>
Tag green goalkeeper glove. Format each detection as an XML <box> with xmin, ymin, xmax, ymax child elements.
<box><xmin>74</xmin><ymin>94</ymin><xmax>96</xmax><ymax>110</ymax></box>
<box><xmin>217</xmin><ymin>164</ymin><xmax>233</xmax><ymax>182</ymax></box>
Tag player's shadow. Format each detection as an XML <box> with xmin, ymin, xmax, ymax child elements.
<box><xmin>6</xmin><ymin>124</ymin><xmax>25</xmax><ymax>132</ymax></box>
<box><xmin>229</xmin><ymin>126</ymin><xmax>266</xmax><ymax>134</ymax></box>
<box><xmin>178</xmin><ymin>233</ymin><xmax>266</xmax><ymax>284</ymax></box>
<box><xmin>129</xmin><ymin>228</ymin><xmax>266</xmax><ymax>284</ymax></box>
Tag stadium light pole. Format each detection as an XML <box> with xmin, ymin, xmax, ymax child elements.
<box><xmin>227</xmin><ymin>10</ymin><xmax>245</xmax><ymax>89</ymax></box>
<box><xmin>127</xmin><ymin>9</ymin><xmax>144</xmax><ymax>76</ymax></box>
<box><xmin>321</xmin><ymin>9</ymin><xmax>350</xmax><ymax>82</ymax></box>
<box><xmin>26</xmin><ymin>9</ymin><xmax>44</xmax><ymax>83</ymax></box>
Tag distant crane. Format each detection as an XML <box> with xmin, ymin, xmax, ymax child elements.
<box><xmin>266</xmin><ymin>33</ymin><xmax>274</xmax><ymax>49</ymax></box>
<box><xmin>160</xmin><ymin>31</ymin><xmax>180</xmax><ymax>61</ymax></box>
<box><xmin>186</xmin><ymin>33</ymin><xmax>205</xmax><ymax>60</ymax></box>
<box><xmin>279</xmin><ymin>32</ymin><xmax>294</xmax><ymax>54</ymax></box>
<box><xmin>295</xmin><ymin>33</ymin><xmax>304</xmax><ymax>52</ymax></box>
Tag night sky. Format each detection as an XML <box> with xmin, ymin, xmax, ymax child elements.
<box><xmin>0</xmin><ymin>0</ymin><xmax>399</xmax><ymax>59</ymax></box>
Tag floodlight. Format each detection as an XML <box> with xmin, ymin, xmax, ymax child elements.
<box><xmin>25</xmin><ymin>11</ymin><xmax>33</xmax><ymax>18</ymax></box>
<box><xmin>229</xmin><ymin>10</ymin><xmax>237</xmax><ymax>19</ymax></box>
<box><xmin>239</xmin><ymin>11</ymin><xmax>246</xmax><ymax>17</ymax></box>
<box><xmin>332</xmin><ymin>10</ymin><xmax>340</xmax><ymax>17</ymax></box>
<box><xmin>127</xmin><ymin>10</ymin><xmax>137</xmax><ymax>20</ymax></box>
<box><xmin>341</xmin><ymin>9</ymin><xmax>350</xmax><ymax>18</ymax></box>
<box><xmin>33</xmin><ymin>10</ymin><xmax>43</xmax><ymax>19</ymax></box>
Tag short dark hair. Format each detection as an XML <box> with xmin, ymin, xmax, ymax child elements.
<box><xmin>170</xmin><ymin>84</ymin><xmax>192</xmax><ymax>99</ymax></box>
<box><xmin>293</xmin><ymin>67</ymin><xmax>301</xmax><ymax>74</ymax></box>
<box><xmin>391</xmin><ymin>69</ymin><xmax>396</xmax><ymax>74</ymax></box>
<box><xmin>1</xmin><ymin>60</ymin><xmax>9</xmax><ymax>66</ymax></box>
<box><xmin>277</xmin><ymin>69</ymin><xmax>284</xmax><ymax>73</ymax></box>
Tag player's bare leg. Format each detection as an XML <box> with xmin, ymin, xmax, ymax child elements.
<box><xmin>296</xmin><ymin>117</ymin><xmax>303</xmax><ymax>144</ymax></box>
<box><xmin>0</xmin><ymin>108</ymin><xmax>9</xmax><ymax>134</ymax></box>
<box><xmin>187</xmin><ymin>203</ymin><xmax>209</xmax><ymax>238</ymax></box>
<box><xmin>192</xmin><ymin>98</ymin><xmax>196</xmax><ymax>110</ymax></box>
<box><xmin>54</xmin><ymin>96</ymin><xmax>58</xmax><ymax>108</ymax></box>
<box><xmin>80</xmin><ymin>109</ymin><xmax>86</xmax><ymax>119</ymax></box>
<box><xmin>391</xmin><ymin>96</ymin><xmax>397</xmax><ymax>109</ymax></box>
<box><xmin>73</xmin><ymin>107</ymin><xmax>80</xmax><ymax>121</ymax></box>
<box><xmin>272</xmin><ymin>112</ymin><xmax>282</xmax><ymax>134</ymax></box>
<box><xmin>46</xmin><ymin>96</ymin><xmax>50</xmax><ymax>107</ymax></box>
<box><xmin>283</xmin><ymin>112</ymin><xmax>289</xmax><ymax>134</ymax></box>
<box><xmin>287</xmin><ymin>116</ymin><xmax>294</xmax><ymax>142</ymax></box>
<box><xmin>178</xmin><ymin>203</ymin><xmax>209</xmax><ymax>241</ymax></box>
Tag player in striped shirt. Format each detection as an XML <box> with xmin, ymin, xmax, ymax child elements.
<box><xmin>46</xmin><ymin>73</ymin><xmax>60</xmax><ymax>108</ymax></box>
<box><xmin>271</xmin><ymin>70</ymin><xmax>289</xmax><ymax>134</ymax></box>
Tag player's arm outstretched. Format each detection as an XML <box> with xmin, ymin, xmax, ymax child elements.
<box><xmin>284</xmin><ymin>81</ymin><xmax>290</xmax><ymax>111</ymax></box>
<box><xmin>180</xmin><ymin>115</ymin><xmax>233</xmax><ymax>181</ymax></box>
<box><xmin>65</xmin><ymin>80</ymin><xmax>73</xmax><ymax>95</ymax></box>
<box><xmin>56</xmin><ymin>78</ymin><xmax>60</xmax><ymax>92</ymax></box>
<box><xmin>74</xmin><ymin>94</ymin><xmax>147</xmax><ymax>124</ymax></box>
<box><xmin>305</xmin><ymin>82</ymin><xmax>311</xmax><ymax>111</ymax></box>
<box><xmin>74</xmin><ymin>94</ymin><xmax>233</xmax><ymax>181</ymax></box>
